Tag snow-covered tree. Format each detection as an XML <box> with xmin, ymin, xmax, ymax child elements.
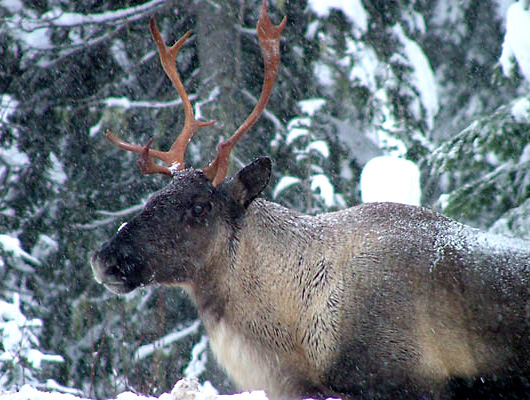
<box><xmin>1</xmin><ymin>0</ymin><xmax>530</xmax><ymax>398</ymax></box>
<box><xmin>0</xmin><ymin>236</ymin><xmax>65</xmax><ymax>392</ymax></box>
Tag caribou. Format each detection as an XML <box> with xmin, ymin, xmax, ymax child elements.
<box><xmin>91</xmin><ymin>1</ymin><xmax>530</xmax><ymax>398</ymax></box>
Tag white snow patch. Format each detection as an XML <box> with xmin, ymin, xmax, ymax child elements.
<box><xmin>273</xmin><ymin>176</ymin><xmax>302</xmax><ymax>199</ymax></box>
<box><xmin>500</xmin><ymin>2</ymin><xmax>530</xmax><ymax>82</ymax></box>
<box><xmin>494</xmin><ymin>0</ymin><xmax>516</xmax><ymax>30</ymax></box>
<box><xmin>193</xmin><ymin>87</ymin><xmax>219</xmax><ymax>121</ymax></box>
<box><xmin>5</xmin><ymin>12</ymin><xmax>52</xmax><ymax>52</ymax></box>
<box><xmin>346</xmin><ymin>40</ymin><xmax>380</xmax><ymax>91</ymax></box>
<box><xmin>392</xmin><ymin>24</ymin><xmax>439</xmax><ymax>130</ymax></box>
<box><xmin>0</xmin><ymin>144</ymin><xmax>30</xmax><ymax>168</ymax></box>
<box><xmin>374</xmin><ymin>128</ymin><xmax>408</xmax><ymax>157</ymax></box>
<box><xmin>510</xmin><ymin>97</ymin><xmax>530</xmax><ymax>123</ymax></box>
<box><xmin>310</xmin><ymin>174</ymin><xmax>335</xmax><ymax>207</ymax></box>
<box><xmin>47</xmin><ymin>152</ymin><xmax>67</xmax><ymax>185</ymax></box>
<box><xmin>44</xmin><ymin>379</ymin><xmax>85</xmax><ymax>397</ymax></box>
<box><xmin>0</xmin><ymin>234</ymin><xmax>41</xmax><ymax>266</ymax></box>
<box><xmin>0</xmin><ymin>293</ymin><xmax>64</xmax><ymax>375</ymax></box>
<box><xmin>361</xmin><ymin>156</ymin><xmax>421</xmax><ymax>206</ymax></box>
<box><xmin>438</xmin><ymin>193</ymin><xmax>451</xmax><ymax>211</ymax></box>
<box><xmin>520</xmin><ymin>143</ymin><xmax>530</xmax><ymax>164</ymax></box>
<box><xmin>313</xmin><ymin>62</ymin><xmax>334</xmax><ymax>87</ymax></box>
<box><xmin>117</xmin><ymin>222</ymin><xmax>128</xmax><ymax>233</ymax></box>
<box><xmin>307</xmin><ymin>0</ymin><xmax>368</xmax><ymax>34</ymax></box>
<box><xmin>1</xmin><ymin>94</ymin><xmax>18</xmax><ymax>124</ymax></box>
<box><xmin>285</xmin><ymin>117</ymin><xmax>311</xmax><ymax>145</ymax></box>
<box><xmin>111</xmin><ymin>39</ymin><xmax>131</xmax><ymax>69</ymax></box>
<box><xmin>286</xmin><ymin>127</ymin><xmax>309</xmax><ymax>146</ymax></box>
<box><xmin>39</xmin><ymin>0</ymin><xmax>167</xmax><ymax>27</ymax></box>
<box><xmin>89</xmin><ymin>119</ymin><xmax>103</xmax><ymax>137</ymax></box>
<box><xmin>307</xmin><ymin>140</ymin><xmax>330</xmax><ymax>158</ymax></box>
<box><xmin>0</xmin><ymin>0</ymin><xmax>23</xmax><ymax>12</ymax></box>
<box><xmin>134</xmin><ymin>320</ymin><xmax>200</xmax><ymax>361</ymax></box>
<box><xmin>26</xmin><ymin>349</ymin><xmax>64</xmax><ymax>370</ymax></box>
<box><xmin>0</xmin><ymin>384</ymin><xmax>90</xmax><ymax>400</ymax></box>
<box><xmin>3</xmin><ymin>383</ymin><xmax>98</xmax><ymax>400</ymax></box>
<box><xmin>184</xmin><ymin>335</ymin><xmax>209</xmax><ymax>379</ymax></box>
<box><xmin>305</xmin><ymin>20</ymin><xmax>320</xmax><ymax>40</ymax></box>
<box><xmin>31</xmin><ymin>234</ymin><xmax>59</xmax><ymax>261</ymax></box>
<box><xmin>430</xmin><ymin>0</ymin><xmax>466</xmax><ymax>34</ymax></box>
<box><xmin>363</xmin><ymin>90</ymin><xmax>410</xmax><ymax>153</ymax></box>
<box><xmin>0</xmin><ymin>378</ymin><xmax>280</xmax><ymax>400</ymax></box>
<box><xmin>298</xmin><ymin>98</ymin><xmax>326</xmax><ymax>116</ymax></box>
<box><xmin>169</xmin><ymin>378</ymin><xmax>214</xmax><ymax>400</ymax></box>
<box><xmin>104</xmin><ymin>97</ymin><xmax>133</xmax><ymax>108</ymax></box>
<box><xmin>287</xmin><ymin>117</ymin><xmax>311</xmax><ymax>131</ymax></box>
<box><xmin>401</xmin><ymin>10</ymin><xmax>426</xmax><ymax>35</ymax></box>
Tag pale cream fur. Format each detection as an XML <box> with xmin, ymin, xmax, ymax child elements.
<box><xmin>206</xmin><ymin>318</ymin><xmax>296</xmax><ymax>399</ymax></box>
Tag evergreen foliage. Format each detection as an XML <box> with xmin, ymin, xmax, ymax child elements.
<box><xmin>1</xmin><ymin>0</ymin><xmax>529</xmax><ymax>397</ymax></box>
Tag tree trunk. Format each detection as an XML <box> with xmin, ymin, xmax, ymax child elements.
<box><xmin>197</xmin><ymin>0</ymin><xmax>242</xmax><ymax>167</ymax></box>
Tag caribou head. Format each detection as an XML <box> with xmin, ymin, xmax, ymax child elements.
<box><xmin>91</xmin><ymin>0</ymin><xmax>285</xmax><ymax>295</ymax></box>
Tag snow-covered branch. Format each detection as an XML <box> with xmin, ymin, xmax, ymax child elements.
<box><xmin>35</xmin><ymin>0</ymin><xmax>167</xmax><ymax>29</ymax></box>
<box><xmin>99</xmin><ymin>97</ymin><xmax>192</xmax><ymax>110</ymax></box>
<box><xmin>75</xmin><ymin>203</ymin><xmax>146</xmax><ymax>230</ymax></box>
<box><xmin>134</xmin><ymin>320</ymin><xmax>201</xmax><ymax>361</ymax></box>
<box><xmin>0</xmin><ymin>234</ymin><xmax>41</xmax><ymax>267</ymax></box>
<box><xmin>241</xmin><ymin>90</ymin><xmax>284</xmax><ymax>134</ymax></box>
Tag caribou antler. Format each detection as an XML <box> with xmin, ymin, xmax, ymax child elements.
<box><xmin>106</xmin><ymin>23</ymin><xmax>216</xmax><ymax>175</ymax></box>
<box><xmin>202</xmin><ymin>0</ymin><xmax>286</xmax><ymax>186</ymax></box>
<box><xmin>106</xmin><ymin>0</ymin><xmax>285</xmax><ymax>185</ymax></box>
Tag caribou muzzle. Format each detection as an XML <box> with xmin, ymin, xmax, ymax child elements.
<box><xmin>91</xmin><ymin>241</ymin><xmax>145</xmax><ymax>294</ymax></box>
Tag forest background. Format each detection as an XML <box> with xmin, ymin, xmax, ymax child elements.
<box><xmin>1</xmin><ymin>0</ymin><xmax>530</xmax><ymax>398</ymax></box>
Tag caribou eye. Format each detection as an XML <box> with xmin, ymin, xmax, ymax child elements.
<box><xmin>191</xmin><ymin>202</ymin><xmax>211</xmax><ymax>218</ymax></box>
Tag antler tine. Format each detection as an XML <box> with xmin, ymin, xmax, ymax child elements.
<box><xmin>149</xmin><ymin>20</ymin><xmax>216</xmax><ymax>167</ymax></box>
<box><xmin>106</xmin><ymin>20</ymin><xmax>216</xmax><ymax>176</ymax></box>
<box><xmin>106</xmin><ymin>130</ymin><xmax>173</xmax><ymax>175</ymax></box>
<box><xmin>203</xmin><ymin>0</ymin><xmax>286</xmax><ymax>187</ymax></box>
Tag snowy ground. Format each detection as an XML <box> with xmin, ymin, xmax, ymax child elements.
<box><xmin>0</xmin><ymin>378</ymin><xmax>271</xmax><ymax>400</ymax></box>
<box><xmin>3</xmin><ymin>1</ymin><xmax>530</xmax><ymax>399</ymax></box>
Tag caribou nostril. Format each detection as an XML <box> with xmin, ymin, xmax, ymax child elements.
<box><xmin>91</xmin><ymin>252</ymin><xmax>121</xmax><ymax>284</ymax></box>
<box><xmin>105</xmin><ymin>264</ymin><xmax>126</xmax><ymax>281</ymax></box>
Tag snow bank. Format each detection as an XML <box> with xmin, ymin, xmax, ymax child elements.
<box><xmin>0</xmin><ymin>378</ymin><xmax>266</xmax><ymax>400</ymax></box>
<box><xmin>0</xmin><ymin>384</ymin><xmax>90</xmax><ymax>400</ymax></box>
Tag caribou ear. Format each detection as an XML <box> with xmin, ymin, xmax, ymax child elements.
<box><xmin>229</xmin><ymin>157</ymin><xmax>272</xmax><ymax>207</ymax></box>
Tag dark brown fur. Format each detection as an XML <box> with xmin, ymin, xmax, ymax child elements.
<box><xmin>92</xmin><ymin>158</ymin><xmax>530</xmax><ymax>399</ymax></box>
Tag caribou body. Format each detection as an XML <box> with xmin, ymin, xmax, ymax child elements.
<box><xmin>90</xmin><ymin>1</ymin><xmax>530</xmax><ymax>398</ymax></box>
<box><xmin>92</xmin><ymin>158</ymin><xmax>530</xmax><ymax>399</ymax></box>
